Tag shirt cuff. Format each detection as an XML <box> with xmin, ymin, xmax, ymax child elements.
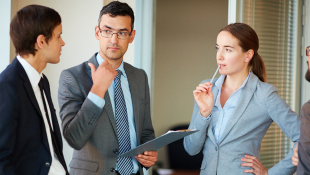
<box><xmin>87</xmin><ymin>92</ymin><xmax>105</xmax><ymax>108</ymax></box>
<box><xmin>199</xmin><ymin>113</ymin><xmax>212</xmax><ymax>121</ymax></box>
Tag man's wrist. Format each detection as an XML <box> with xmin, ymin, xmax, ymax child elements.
<box><xmin>90</xmin><ymin>85</ymin><xmax>107</xmax><ymax>98</ymax></box>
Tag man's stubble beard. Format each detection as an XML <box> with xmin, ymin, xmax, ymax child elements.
<box><xmin>101</xmin><ymin>46</ymin><xmax>123</xmax><ymax>61</ymax></box>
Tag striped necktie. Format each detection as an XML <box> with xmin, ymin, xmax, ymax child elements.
<box><xmin>114</xmin><ymin>70</ymin><xmax>133</xmax><ymax>175</ymax></box>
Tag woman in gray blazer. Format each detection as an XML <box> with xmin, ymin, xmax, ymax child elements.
<box><xmin>184</xmin><ymin>23</ymin><xmax>300</xmax><ymax>175</ymax></box>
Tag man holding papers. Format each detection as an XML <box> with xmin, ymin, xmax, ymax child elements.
<box><xmin>58</xmin><ymin>1</ymin><xmax>157</xmax><ymax>175</ymax></box>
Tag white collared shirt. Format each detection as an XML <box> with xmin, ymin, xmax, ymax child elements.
<box><xmin>17</xmin><ymin>55</ymin><xmax>65</xmax><ymax>175</ymax></box>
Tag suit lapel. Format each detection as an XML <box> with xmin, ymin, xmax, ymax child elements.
<box><xmin>14</xmin><ymin>58</ymin><xmax>42</xmax><ymax>118</ymax></box>
<box><xmin>124</xmin><ymin>63</ymin><xmax>140</xmax><ymax>143</ymax></box>
<box><xmin>104</xmin><ymin>92</ymin><xmax>117</xmax><ymax>135</ymax></box>
<box><xmin>86</xmin><ymin>54</ymin><xmax>118</xmax><ymax>136</ymax></box>
<box><xmin>218</xmin><ymin>73</ymin><xmax>258</xmax><ymax>145</ymax></box>
<box><xmin>14</xmin><ymin>58</ymin><xmax>50</xmax><ymax>151</ymax></box>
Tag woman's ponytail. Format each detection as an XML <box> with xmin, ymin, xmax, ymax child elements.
<box><xmin>249</xmin><ymin>52</ymin><xmax>266</xmax><ymax>82</ymax></box>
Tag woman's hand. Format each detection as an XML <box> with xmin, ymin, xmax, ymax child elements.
<box><xmin>241</xmin><ymin>155</ymin><xmax>268</xmax><ymax>175</ymax></box>
<box><xmin>193</xmin><ymin>82</ymin><xmax>214</xmax><ymax>117</ymax></box>
<box><xmin>292</xmin><ymin>143</ymin><xmax>299</xmax><ymax>166</ymax></box>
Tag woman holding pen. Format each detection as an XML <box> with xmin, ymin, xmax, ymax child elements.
<box><xmin>184</xmin><ymin>23</ymin><xmax>300</xmax><ymax>175</ymax></box>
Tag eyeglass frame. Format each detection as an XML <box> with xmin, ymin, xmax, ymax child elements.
<box><xmin>98</xmin><ymin>27</ymin><xmax>132</xmax><ymax>40</ymax></box>
<box><xmin>307</xmin><ymin>46</ymin><xmax>310</xmax><ymax>57</ymax></box>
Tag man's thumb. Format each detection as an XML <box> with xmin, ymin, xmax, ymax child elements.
<box><xmin>88</xmin><ymin>63</ymin><xmax>96</xmax><ymax>76</ymax></box>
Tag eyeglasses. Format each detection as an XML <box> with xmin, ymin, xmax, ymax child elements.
<box><xmin>307</xmin><ymin>46</ymin><xmax>310</xmax><ymax>56</ymax></box>
<box><xmin>99</xmin><ymin>27</ymin><xmax>131</xmax><ymax>40</ymax></box>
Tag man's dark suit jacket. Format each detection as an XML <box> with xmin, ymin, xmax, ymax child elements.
<box><xmin>58</xmin><ymin>53</ymin><xmax>155</xmax><ymax>175</ymax></box>
<box><xmin>0</xmin><ymin>58</ymin><xmax>65</xmax><ymax>175</ymax></box>
<box><xmin>298</xmin><ymin>100</ymin><xmax>310</xmax><ymax>175</ymax></box>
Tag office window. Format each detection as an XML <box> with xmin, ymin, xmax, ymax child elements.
<box><xmin>242</xmin><ymin>0</ymin><xmax>298</xmax><ymax>169</ymax></box>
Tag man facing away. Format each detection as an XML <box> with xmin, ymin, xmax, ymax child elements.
<box><xmin>58</xmin><ymin>1</ymin><xmax>157</xmax><ymax>175</ymax></box>
<box><xmin>0</xmin><ymin>5</ymin><xmax>68</xmax><ymax>175</ymax></box>
<box><xmin>292</xmin><ymin>46</ymin><xmax>310</xmax><ymax>175</ymax></box>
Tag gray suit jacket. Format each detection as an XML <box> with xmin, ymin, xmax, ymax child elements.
<box><xmin>184</xmin><ymin>73</ymin><xmax>300</xmax><ymax>175</ymax></box>
<box><xmin>58</xmin><ymin>53</ymin><xmax>155</xmax><ymax>175</ymax></box>
<box><xmin>297</xmin><ymin>100</ymin><xmax>310</xmax><ymax>175</ymax></box>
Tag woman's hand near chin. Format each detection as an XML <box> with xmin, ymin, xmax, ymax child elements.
<box><xmin>193</xmin><ymin>82</ymin><xmax>214</xmax><ymax>117</ymax></box>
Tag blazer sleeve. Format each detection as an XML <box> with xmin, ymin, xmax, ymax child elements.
<box><xmin>140</xmin><ymin>70</ymin><xmax>155</xmax><ymax>144</ymax></box>
<box><xmin>265</xmin><ymin>85</ymin><xmax>300</xmax><ymax>175</ymax></box>
<box><xmin>183</xmin><ymin>99</ymin><xmax>212</xmax><ymax>156</ymax></box>
<box><xmin>297</xmin><ymin>101</ymin><xmax>310</xmax><ymax>175</ymax></box>
<box><xmin>0</xmin><ymin>82</ymin><xmax>19</xmax><ymax>175</ymax></box>
<box><xmin>58</xmin><ymin>69</ymin><xmax>103</xmax><ymax>150</ymax></box>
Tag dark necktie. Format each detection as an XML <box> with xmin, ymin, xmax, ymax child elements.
<box><xmin>38</xmin><ymin>77</ymin><xmax>69</xmax><ymax>175</ymax></box>
<box><xmin>114</xmin><ymin>70</ymin><xmax>133</xmax><ymax>175</ymax></box>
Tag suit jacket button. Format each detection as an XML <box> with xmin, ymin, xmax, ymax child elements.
<box><xmin>113</xmin><ymin>149</ymin><xmax>119</xmax><ymax>154</ymax></box>
<box><xmin>215</xmin><ymin>147</ymin><xmax>218</xmax><ymax>151</ymax></box>
<box><xmin>45</xmin><ymin>162</ymin><xmax>50</xmax><ymax>167</ymax></box>
<box><xmin>110</xmin><ymin>168</ymin><xmax>115</xmax><ymax>172</ymax></box>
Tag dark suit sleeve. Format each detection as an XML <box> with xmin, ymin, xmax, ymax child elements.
<box><xmin>140</xmin><ymin>70</ymin><xmax>155</xmax><ymax>144</ymax></box>
<box><xmin>297</xmin><ymin>101</ymin><xmax>310</xmax><ymax>175</ymax></box>
<box><xmin>58</xmin><ymin>69</ymin><xmax>103</xmax><ymax>150</ymax></box>
<box><xmin>0</xmin><ymin>82</ymin><xmax>19</xmax><ymax>175</ymax></box>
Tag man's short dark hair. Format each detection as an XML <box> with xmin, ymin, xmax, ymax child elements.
<box><xmin>10</xmin><ymin>5</ymin><xmax>61</xmax><ymax>56</ymax></box>
<box><xmin>98</xmin><ymin>1</ymin><xmax>134</xmax><ymax>32</ymax></box>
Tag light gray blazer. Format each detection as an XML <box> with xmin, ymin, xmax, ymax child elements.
<box><xmin>58</xmin><ymin>53</ymin><xmax>155</xmax><ymax>175</ymax></box>
<box><xmin>184</xmin><ymin>73</ymin><xmax>300</xmax><ymax>175</ymax></box>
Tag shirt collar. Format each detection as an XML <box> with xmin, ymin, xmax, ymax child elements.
<box><xmin>16</xmin><ymin>54</ymin><xmax>42</xmax><ymax>89</ymax></box>
<box><xmin>96</xmin><ymin>52</ymin><xmax>127</xmax><ymax>78</ymax></box>
<box><xmin>215</xmin><ymin>71</ymin><xmax>251</xmax><ymax>90</ymax></box>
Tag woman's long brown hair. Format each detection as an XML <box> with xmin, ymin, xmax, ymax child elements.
<box><xmin>220</xmin><ymin>23</ymin><xmax>267</xmax><ymax>82</ymax></box>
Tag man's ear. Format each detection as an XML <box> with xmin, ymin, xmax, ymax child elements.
<box><xmin>245</xmin><ymin>49</ymin><xmax>254</xmax><ymax>63</ymax></box>
<box><xmin>95</xmin><ymin>26</ymin><xmax>100</xmax><ymax>40</ymax></box>
<box><xmin>129</xmin><ymin>30</ymin><xmax>136</xmax><ymax>43</ymax></box>
<box><xmin>35</xmin><ymin>34</ymin><xmax>46</xmax><ymax>50</ymax></box>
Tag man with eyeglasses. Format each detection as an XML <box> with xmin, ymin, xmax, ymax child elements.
<box><xmin>292</xmin><ymin>46</ymin><xmax>310</xmax><ymax>174</ymax></box>
<box><xmin>58</xmin><ymin>1</ymin><xmax>157</xmax><ymax>175</ymax></box>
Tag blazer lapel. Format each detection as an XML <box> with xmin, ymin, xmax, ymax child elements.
<box><xmin>207</xmin><ymin>79</ymin><xmax>219</xmax><ymax>146</ymax></box>
<box><xmin>218</xmin><ymin>73</ymin><xmax>258</xmax><ymax>145</ymax></box>
<box><xmin>14</xmin><ymin>58</ymin><xmax>50</xmax><ymax>151</ymax></box>
<box><xmin>86</xmin><ymin>53</ymin><xmax>118</xmax><ymax>136</ymax></box>
<box><xmin>14</xmin><ymin>58</ymin><xmax>42</xmax><ymax>118</ymax></box>
<box><xmin>124</xmin><ymin>63</ymin><xmax>140</xmax><ymax>143</ymax></box>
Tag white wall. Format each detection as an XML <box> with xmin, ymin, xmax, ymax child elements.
<box><xmin>0</xmin><ymin>0</ymin><xmax>11</xmax><ymax>72</ymax></box>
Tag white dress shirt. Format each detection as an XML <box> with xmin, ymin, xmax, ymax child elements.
<box><xmin>17</xmin><ymin>55</ymin><xmax>65</xmax><ymax>175</ymax></box>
